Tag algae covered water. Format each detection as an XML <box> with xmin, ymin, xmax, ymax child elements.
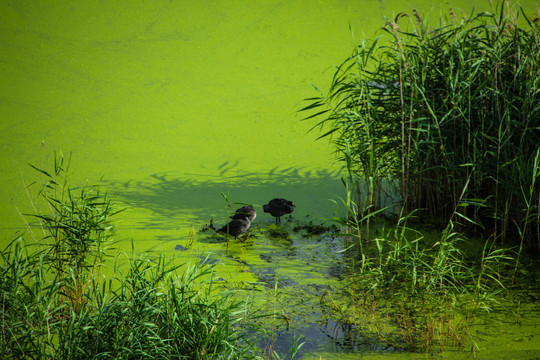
<box><xmin>1</xmin><ymin>0</ymin><xmax>504</xmax><ymax>246</ymax></box>
<box><xmin>1</xmin><ymin>0</ymin><xmax>539</xmax><ymax>358</ymax></box>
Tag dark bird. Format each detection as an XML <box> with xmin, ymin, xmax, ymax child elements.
<box><xmin>230</xmin><ymin>205</ymin><xmax>257</xmax><ymax>222</ymax></box>
<box><xmin>217</xmin><ymin>215</ymin><xmax>251</xmax><ymax>238</ymax></box>
<box><xmin>263</xmin><ymin>198</ymin><xmax>295</xmax><ymax>224</ymax></box>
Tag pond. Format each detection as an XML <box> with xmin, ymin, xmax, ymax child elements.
<box><xmin>1</xmin><ymin>0</ymin><xmax>539</xmax><ymax>359</ymax></box>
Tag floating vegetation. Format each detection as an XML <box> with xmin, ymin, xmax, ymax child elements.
<box><xmin>2</xmin><ymin>0</ymin><xmax>540</xmax><ymax>357</ymax></box>
<box><xmin>264</xmin><ymin>226</ymin><xmax>292</xmax><ymax>240</ymax></box>
<box><xmin>293</xmin><ymin>221</ymin><xmax>339</xmax><ymax>238</ymax></box>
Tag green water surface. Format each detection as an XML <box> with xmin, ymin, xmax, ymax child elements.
<box><xmin>1</xmin><ymin>1</ymin><xmax>539</xmax><ymax>358</ymax></box>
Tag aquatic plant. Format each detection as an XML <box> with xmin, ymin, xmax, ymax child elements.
<box><xmin>301</xmin><ymin>2</ymin><xmax>538</xmax><ymax>349</ymax></box>
<box><xmin>25</xmin><ymin>151</ymin><xmax>122</xmax><ymax>290</ymax></box>
<box><xmin>0</xmin><ymin>237</ymin><xmax>261</xmax><ymax>359</ymax></box>
<box><xmin>322</xmin><ymin>200</ymin><xmax>515</xmax><ymax>351</ymax></box>
<box><xmin>321</xmin><ymin>130</ymin><xmax>517</xmax><ymax>350</ymax></box>
<box><xmin>270</xmin><ymin>335</ymin><xmax>305</xmax><ymax>360</ymax></box>
<box><xmin>300</xmin><ymin>0</ymin><xmax>540</xmax><ymax>250</ymax></box>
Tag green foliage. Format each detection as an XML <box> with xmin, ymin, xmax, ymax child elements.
<box><xmin>0</xmin><ymin>238</ymin><xmax>260</xmax><ymax>359</ymax></box>
<box><xmin>27</xmin><ymin>151</ymin><xmax>122</xmax><ymax>285</ymax></box>
<box><xmin>0</xmin><ymin>237</ymin><xmax>60</xmax><ymax>358</ymax></box>
<box><xmin>301</xmin><ymin>1</ymin><xmax>540</xmax><ymax>248</ymax></box>
<box><xmin>323</xmin><ymin>133</ymin><xmax>517</xmax><ymax>351</ymax></box>
<box><xmin>60</xmin><ymin>253</ymin><xmax>257</xmax><ymax>359</ymax></box>
<box><xmin>323</xmin><ymin>207</ymin><xmax>515</xmax><ymax>351</ymax></box>
<box><xmin>308</xmin><ymin>6</ymin><xmax>535</xmax><ymax>344</ymax></box>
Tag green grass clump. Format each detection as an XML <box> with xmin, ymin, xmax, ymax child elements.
<box><xmin>1</xmin><ymin>239</ymin><xmax>259</xmax><ymax>359</ymax></box>
<box><xmin>323</xmin><ymin>209</ymin><xmax>514</xmax><ymax>351</ymax></box>
<box><xmin>26</xmin><ymin>151</ymin><xmax>122</xmax><ymax>300</ymax></box>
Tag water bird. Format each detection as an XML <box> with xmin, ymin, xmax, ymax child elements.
<box><xmin>263</xmin><ymin>198</ymin><xmax>295</xmax><ymax>224</ymax></box>
<box><xmin>217</xmin><ymin>215</ymin><xmax>251</xmax><ymax>238</ymax></box>
<box><xmin>230</xmin><ymin>205</ymin><xmax>257</xmax><ymax>222</ymax></box>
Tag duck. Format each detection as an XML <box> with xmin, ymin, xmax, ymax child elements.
<box><xmin>217</xmin><ymin>215</ymin><xmax>251</xmax><ymax>238</ymax></box>
<box><xmin>263</xmin><ymin>198</ymin><xmax>295</xmax><ymax>224</ymax></box>
<box><xmin>230</xmin><ymin>205</ymin><xmax>257</xmax><ymax>222</ymax></box>
<box><xmin>217</xmin><ymin>205</ymin><xmax>256</xmax><ymax>238</ymax></box>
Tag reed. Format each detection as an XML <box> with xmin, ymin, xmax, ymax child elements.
<box><xmin>321</xmin><ymin>196</ymin><xmax>514</xmax><ymax>350</ymax></box>
<box><xmin>318</xmin><ymin>129</ymin><xmax>518</xmax><ymax>350</ymax></box>
<box><xmin>301</xmin><ymin>0</ymin><xmax>540</xmax><ymax>249</ymax></box>
<box><xmin>26</xmin><ymin>151</ymin><xmax>122</xmax><ymax>288</ymax></box>
<box><xmin>0</xmin><ymin>237</ymin><xmax>261</xmax><ymax>359</ymax></box>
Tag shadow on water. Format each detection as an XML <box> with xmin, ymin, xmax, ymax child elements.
<box><xmin>104</xmin><ymin>164</ymin><xmax>343</xmax><ymax>232</ymax></box>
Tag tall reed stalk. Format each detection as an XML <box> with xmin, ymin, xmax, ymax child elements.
<box><xmin>301</xmin><ymin>0</ymin><xmax>540</xmax><ymax>249</ymax></box>
<box><xmin>26</xmin><ymin>152</ymin><xmax>122</xmax><ymax>285</ymax></box>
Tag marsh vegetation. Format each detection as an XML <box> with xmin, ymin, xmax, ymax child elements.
<box><xmin>301</xmin><ymin>0</ymin><xmax>540</xmax><ymax>353</ymax></box>
<box><xmin>2</xmin><ymin>1</ymin><xmax>539</xmax><ymax>359</ymax></box>
<box><xmin>302</xmin><ymin>1</ymin><xmax>539</xmax><ymax>249</ymax></box>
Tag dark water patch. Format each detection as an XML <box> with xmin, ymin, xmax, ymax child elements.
<box><xmin>250</xmin><ymin>288</ymin><xmax>396</xmax><ymax>356</ymax></box>
<box><xmin>317</xmin><ymin>318</ymin><xmax>389</xmax><ymax>353</ymax></box>
<box><xmin>198</xmin><ymin>256</ymin><xmax>220</xmax><ymax>266</ymax></box>
<box><xmin>226</xmin><ymin>222</ymin><xmax>360</xmax><ymax>355</ymax></box>
<box><xmin>327</xmin><ymin>261</ymin><xmax>347</xmax><ymax>280</ymax></box>
<box><xmin>256</xmin><ymin>273</ymin><xmax>298</xmax><ymax>289</ymax></box>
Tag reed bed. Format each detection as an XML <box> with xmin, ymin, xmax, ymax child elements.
<box><xmin>1</xmin><ymin>239</ymin><xmax>261</xmax><ymax>359</ymax></box>
<box><xmin>303</xmin><ymin>0</ymin><xmax>538</xmax><ymax>351</ymax></box>
<box><xmin>301</xmin><ymin>0</ymin><xmax>540</xmax><ymax>249</ymax></box>
<box><xmin>322</xmin><ymin>208</ymin><xmax>514</xmax><ymax>351</ymax></box>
